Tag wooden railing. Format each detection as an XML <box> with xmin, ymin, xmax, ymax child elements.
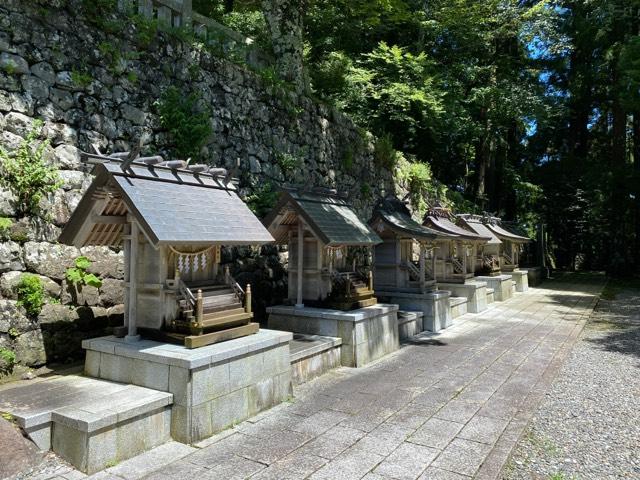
<box><xmin>116</xmin><ymin>0</ymin><xmax>271</xmax><ymax>68</ymax></box>
<box><xmin>451</xmin><ymin>256</ymin><xmax>464</xmax><ymax>274</ymax></box>
<box><xmin>224</xmin><ymin>266</ymin><xmax>251</xmax><ymax>313</ymax></box>
<box><xmin>405</xmin><ymin>260</ymin><xmax>421</xmax><ymax>281</ymax></box>
<box><xmin>502</xmin><ymin>252</ymin><xmax>514</xmax><ymax>265</ymax></box>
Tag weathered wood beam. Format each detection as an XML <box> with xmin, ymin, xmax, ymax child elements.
<box><xmin>91</xmin><ymin>214</ymin><xmax>127</xmax><ymax>224</ymax></box>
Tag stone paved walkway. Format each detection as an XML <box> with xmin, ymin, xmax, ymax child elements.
<box><xmin>16</xmin><ymin>274</ymin><xmax>605</xmax><ymax>480</ymax></box>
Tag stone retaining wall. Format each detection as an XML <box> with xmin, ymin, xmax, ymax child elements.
<box><xmin>0</xmin><ymin>0</ymin><xmax>396</xmax><ymax>369</ymax></box>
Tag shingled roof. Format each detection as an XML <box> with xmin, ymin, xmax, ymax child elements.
<box><xmin>369</xmin><ymin>197</ymin><xmax>455</xmax><ymax>241</ymax></box>
<box><xmin>423</xmin><ymin>205</ymin><xmax>490</xmax><ymax>242</ymax></box>
<box><xmin>59</xmin><ymin>155</ymin><xmax>274</xmax><ymax>248</ymax></box>
<box><xmin>263</xmin><ymin>189</ymin><xmax>382</xmax><ymax>246</ymax></box>
<box><xmin>456</xmin><ymin>214</ymin><xmax>502</xmax><ymax>245</ymax></box>
<box><xmin>485</xmin><ymin>217</ymin><xmax>531</xmax><ymax>243</ymax></box>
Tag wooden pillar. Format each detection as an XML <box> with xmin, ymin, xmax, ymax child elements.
<box><xmin>395</xmin><ymin>237</ymin><xmax>402</xmax><ymax>287</ymax></box>
<box><xmin>296</xmin><ymin>220</ymin><xmax>304</xmax><ymax>308</ymax></box>
<box><xmin>125</xmin><ymin>221</ymin><xmax>141</xmax><ymax>342</ymax></box>
<box><xmin>122</xmin><ymin>223</ymin><xmax>130</xmax><ymax>334</ymax></box>
<box><xmin>419</xmin><ymin>242</ymin><xmax>426</xmax><ymax>293</ymax></box>
<box><xmin>462</xmin><ymin>242</ymin><xmax>467</xmax><ymax>274</ymax></box>
<box><xmin>431</xmin><ymin>246</ymin><xmax>437</xmax><ymax>282</ymax></box>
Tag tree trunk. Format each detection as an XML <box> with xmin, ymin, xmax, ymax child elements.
<box><xmin>262</xmin><ymin>0</ymin><xmax>307</xmax><ymax>94</ymax></box>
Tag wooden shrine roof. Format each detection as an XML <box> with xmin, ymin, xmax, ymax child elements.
<box><xmin>485</xmin><ymin>218</ymin><xmax>531</xmax><ymax>243</ymax></box>
<box><xmin>456</xmin><ymin>214</ymin><xmax>502</xmax><ymax>245</ymax></box>
<box><xmin>263</xmin><ymin>189</ymin><xmax>382</xmax><ymax>246</ymax></box>
<box><xmin>423</xmin><ymin>206</ymin><xmax>490</xmax><ymax>242</ymax></box>
<box><xmin>59</xmin><ymin>155</ymin><xmax>274</xmax><ymax>248</ymax></box>
<box><xmin>370</xmin><ymin>197</ymin><xmax>455</xmax><ymax>242</ymax></box>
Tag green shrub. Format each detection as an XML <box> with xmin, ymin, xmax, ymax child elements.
<box><xmin>0</xmin><ymin>217</ymin><xmax>13</xmax><ymax>240</ymax></box>
<box><xmin>156</xmin><ymin>86</ymin><xmax>212</xmax><ymax>160</ymax></box>
<box><xmin>276</xmin><ymin>152</ymin><xmax>302</xmax><ymax>176</ymax></box>
<box><xmin>360</xmin><ymin>182</ymin><xmax>371</xmax><ymax>198</ymax></box>
<box><xmin>374</xmin><ymin>133</ymin><xmax>397</xmax><ymax>169</ymax></box>
<box><xmin>16</xmin><ymin>273</ymin><xmax>45</xmax><ymax>317</ymax></box>
<box><xmin>0</xmin><ymin>348</ymin><xmax>16</xmax><ymax>375</ymax></box>
<box><xmin>342</xmin><ymin>147</ymin><xmax>354</xmax><ymax>171</ymax></box>
<box><xmin>70</xmin><ymin>68</ymin><xmax>93</xmax><ymax>88</ymax></box>
<box><xmin>65</xmin><ymin>256</ymin><xmax>103</xmax><ymax>290</ymax></box>
<box><xmin>396</xmin><ymin>156</ymin><xmax>444</xmax><ymax>216</ymax></box>
<box><xmin>0</xmin><ymin>120</ymin><xmax>61</xmax><ymax>217</ymax></box>
<box><xmin>246</xmin><ymin>183</ymin><xmax>279</xmax><ymax>218</ymax></box>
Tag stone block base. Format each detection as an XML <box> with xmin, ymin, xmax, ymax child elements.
<box><xmin>397</xmin><ymin>311</ymin><xmax>424</xmax><ymax>341</ymax></box>
<box><xmin>474</xmin><ymin>275</ymin><xmax>513</xmax><ymax>301</ymax></box>
<box><xmin>526</xmin><ymin>266</ymin><xmax>545</xmax><ymax>286</ymax></box>
<box><xmin>82</xmin><ymin>330</ymin><xmax>293</xmax><ymax>444</ymax></box>
<box><xmin>510</xmin><ymin>270</ymin><xmax>529</xmax><ymax>292</ymax></box>
<box><xmin>439</xmin><ymin>281</ymin><xmax>488</xmax><ymax>313</ymax></box>
<box><xmin>376</xmin><ymin>290</ymin><xmax>451</xmax><ymax>333</ymax></box>
<box><xmin>267</xmin><ymin>304</ymin><xmax>399</xmax><ymax>368</ymax></box>
<box><xmin>450</xmin><ymin>297</ymin><xmax>468</xmax><ymax>319</ymax></box>
<box><xmin>487</xmin><ymin>288</ymin><xmax>495</xmax><ymax>304</ymax></box>
<box><xmin>290</xmin><ymin>334</ymin><xmax>342</xmax><ymax>385</ymax></box>
<box><xmin>53</xmin><ymin>405</ymin><xmax>171</xmax><ymax>475</ymax></box>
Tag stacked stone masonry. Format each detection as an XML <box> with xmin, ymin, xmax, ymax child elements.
<box><xmin>0</xmin><ymin>0</ymin><xmax>396</xmax><ymax>368</ymax></box>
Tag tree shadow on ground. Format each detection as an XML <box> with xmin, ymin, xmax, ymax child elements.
<box><xmin>585</xmin><ymin>321</ymin><xmax>640</xmax><ymax>362</ymax></box>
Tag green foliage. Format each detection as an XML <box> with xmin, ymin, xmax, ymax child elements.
<box><xmin>70</xmin><ymin>68</ymin><xmax>92</xmax><ymax>88</ymax></box>
<box><xmin>374</xmin><ymin>133</ymin><xmax>397</xmax><ymax>170</ymax></box>
<box><xmin>360</xmin><ymin>182</ymin><xmax>371</xmax><ymax>198</ymax></box>
<box><xmin>0</xmin><ymin>217</ymin><xmax>13</xmax><ymax>241</ymax></box>
<box><xmin>276</xmin><ymin>152</ymin><xmax>302</xmax><ymax>175</ymax></box>
<box><xmin>16</xmin><ymin>273</ymin><xmax>45</xmax><ymax>317</ymax></box>
<box><xmin>396</xmin><ymin>155</ymin><xmax>445</xmax><ymax>216</ymax></box>
<box><xmin>0</xmin><ymin>120</ymin><xmax>61</xmax><ymax>217</ymax></box>
<box><xmin>2</xmin><ymin>62</ymin><xmax>18</xmax><ymax>76</ymax></box>
<box><xmin>341</xmin><ymin>147</ymin><xmax>354</xmax><ymax>171</ymax></box>
<box><xmin>246</xmin><ymin>183</ymin><xmax>279</xmax><ymax>218</ymax></box>
<box><xmin>0</xmin><ymin>348</ymin><xmax>16</xmax><ymax>375</ymax></box>
<box><xmin>65</xmin><ymin>256</ymin><xmax>103</xmax><ymax>290</ymax></box>
<box><xmin>7</xmin><ymin>328</ymin><xmax>19</xmax><ymax>338</ymax></box>
<box><xmin>156</xmin><ymin>86</ymin><xmax>212</xmax><ymax>160</ymax></box>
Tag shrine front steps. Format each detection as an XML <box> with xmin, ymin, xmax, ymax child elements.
<box><xmin>0</xmin><ymin>375</ymin><xmax>173</xmax><ymax>474</ymax></box>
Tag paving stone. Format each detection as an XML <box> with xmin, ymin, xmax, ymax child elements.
<box><xmin>408</xmin><ymin>417</ymin><xmax>464</xmax><ymax>450</ymax></box>
<box><xmin>418</xmin><ymin>466</ymin><xmax>471</xmax><ymax>479</ymax></box>
<box><xmin>433</xmin><ymin>399</ymin><xmax>482</xmax><ymax>424</ymax></box>
<box><xmin>372</xmin><ymin>442</ymin><xmax>439</xmax><ymax>479</ymax></box>
<box><xmin>456</xmin><ymin>415</ymin><xmax>509</xmax><ymax>445</ymax></box>
<box><xmin>308</xmin><ymin>446</ymin><xmax>384</xmax><ymax>480</ymax></box>
<box><xmin>105</xmin><ymin>442</ymin><xmax>196</xmax><ymax>479</ymax></box>
<box><xmin>431</xmin><ymin>438</ymin><xmax>494</xmax><ymax>476</ymax></box>
<box><xmin>301</xmin><ymin>425</ymin><xmax>365</xmax><ymax>459</ymax></box>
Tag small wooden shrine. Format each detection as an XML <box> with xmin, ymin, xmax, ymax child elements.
<box><xmin>483</xmin><ymin>216</ymin><xmax>531</xmax><ymax>271</ymax></box>
<box><xmin>263</xmin><ymin>187</ymin><xmax>382</xmax><ymax>310</ymax></box>
<box><xmin>456</xmin><ymin>214</ymin><xmax>502</xmax><ymax>275</ymax></box>
<box><xmin>369</xmin><ymin>196</ymin><xmax>455</xmax><ymax>293</ymax></box>
<box><xmin>59</xmin><ymin>151</ymin><xmax>274</xmax><ymax>348</ymax></box>
<box><xmin>423</xmin><ymin>204</ymin><xmax>490</xmax><ymax>283</ymax></box>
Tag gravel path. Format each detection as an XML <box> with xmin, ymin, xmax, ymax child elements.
<box><xmin>503</xmin><ymin>288</ymin><xmax>640</xmax><ymax>480</ymax></box>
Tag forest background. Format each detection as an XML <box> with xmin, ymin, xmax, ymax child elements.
<box><xmin>201</xmin><ymin>0</ymin><xmax>640</xmax><ymax>274</ymax></box>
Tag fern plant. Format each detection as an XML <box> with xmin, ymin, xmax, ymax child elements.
<box><xmin>0</xmin><ymin>120</ymin><xmax>61</xmax><ymax>216</ymax></box>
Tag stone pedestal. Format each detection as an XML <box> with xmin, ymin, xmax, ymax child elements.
<box><xmin>526</xmin><ymin>266</ymin><xmax>545</xmax><ymax>286</ymax></box>
<box><xmin>82</xmin><ymin>330</ymin><xmax>292</xmax><ymax>444</ymax></box>
<box><xmin>376</xmin><ymin>290</ymin><xmax>451</xmax><ymax>333</ymax></box>
<box><xmin>397</xmin><ymin>311</ymin><xmax>424</xmax><ymax>340</ymax></box>
<box><xmin>474</xmin><ymin>275</ymin><xmax>513</xmax><ymax>301</ymax></box>
<box><xmin>439</xmin><ymin>281</ymin><xmax>488</xmax><ymax>313</ymax></box>
<box><xmin>510</xmin><ymin>270</ymin><xmax>529</xmax><ymax>292</ymax></box>
<box><xmin>267</xmin><ymin>304</ymin><xmax>399</xmax><ymax>368</ymax></box>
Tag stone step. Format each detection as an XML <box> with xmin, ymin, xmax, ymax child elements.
<box><xmin>200</xmin><ymin>311</ymin><xmax>253</xmax><ymax>330</ymax></box>
<box><xmin>0</xmin><ymin>375</ymin><xmax>173</xmax><ymax>475</ymax></box>
<box><xmin>289</xmin><ymin>334</ymin><xmax>342</xmax><ymax>385</ymax></box>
